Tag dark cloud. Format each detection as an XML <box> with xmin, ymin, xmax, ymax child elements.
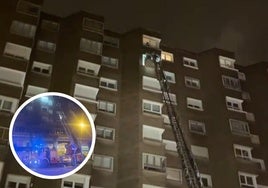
<box><xmin>42</xmin><ymin>0</ymin><xmax>268</xmax><ymax>65</ymax></box>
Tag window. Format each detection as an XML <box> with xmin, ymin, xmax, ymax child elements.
<box><xmin>219</xmin><ymin>55</ymin><xmax>236</xmax><ymax>70</ymax></box>
<box><xmin>83</xmin><ymin>18</ymin><xmax>103</xmax><ymax>34</ymax></box>
<box><xmin>74</xmin><ymin>84</ymin><xmax>99</xmax><ymax>102</ymax></box>
<box><xmin>142</xmin><ymin>153</ymin><xmax>166</xmax><ymax>172</ymax></box>
<box><xmin>142</xmin><ymin>76</ymin><xmax>161</xmax><ymax>93</ymax></box>
<box><xmin>98</xmin><ymin>100</ymin><xmax>116</xmax><ymax>114</ymax></box>
<box><xmin>96</xmin><ymin>126</ymin><xmax>115</xmax><ymax>141</ymax></box>
<box><xmin>77</xmin><ymin>60</ymin><xmax>100</xmax><ymax>76</ymax></box>
<box><xmin>163</xmin><ymin>92</ymin><xmax>177</xmax><ymax>105</ymax></box>
<box><xmin>10</xmin><ymin>20</ymin><xmax>36</xmax><ymax>38</ymax></box>
<box><xmin>93</xmin><ymin>154</ymin><xmax>113</xmax><ymax>171</ymax></box>
<box><xmin>80</xmin><ymin>38</ymin><xmax>102</xmax><ymax>55</ymax></box>
<box><xmin>142</xmin><ymin>35</ymin><xmax>161</xmax><ymax>49</ymax></box>
<box><xmin>32</xmin><ymin>61</ymin><xmax>52</xmax><ymax>75</ymax></box>
<box><xmin>162</xmin><ymin>139</ymin><xmax>177</xmax><ymax>152</ymax></box>
<box><xmin>5</xmin><ymin>174</ymin><xmax>31</xmax><ymax>188</ymax></box>
<box><xmin>238</xmin><ymin>172</ymin><xmax>257</xmax><ymax>188</ymax></box>
<box><xmin>191</xmin><ymin>145</ymin><xmax>209</xmax><ymax>159</ymax></box>
<box><xmin>183</xmin><ymin>57</ymin><xmax>198</xmax><ymax>69</ymax></box>
<box><xmin>234</xmin><ymin>144</ymin><xmax>252</xmax><ymax>160</ymax></box>
<box><xmin>99</xmin><ymin>77</ymin><xmax>118</xmax><ymax>91</ymax></box>
<box><xmin>163</xmin><ymin>71</ymin><xmax>175</xmax><ymax>83</ymax></box>
<box><xmin>166</xmin><ymin>168</ymin><xmax>182</xmax><ymax>183</ymax></box>
<box><xmin>3</xmin><ymin>42</ymin><xmax>31</xmax><ymax>60</ymax></box>
<box><xmin>103</xmin><ymin>35</ymin><xmax>119</xmax><ymax>48</ymax></box>
<box><xmin>161</xmin><ymin>51</ymin><xmax>174</xmax><ymax>62</ymax></box>
<box><xmin>142</xmin><ymin>184</ymin><xmax>165</xmax><ymax>188</ymax></box>
<box><xmin>226</xmin><ymin>96</ymin><xmax>243</xmax><ymax>112</ymax></box>
<box><xmin>143</xmin><ymin>125</ymin><xmax>164</xmax><ymax>142</ymax></box>
<box><xmin>189</xmin><ymin>120</ymin><xmax>206</xmax><ymax>135</ymax></box>
<box><xmin>229</xmin><ymin>119</ymin><xmax>250</xmax><ymax>136</ymax></box>
<box><xmin>101</xmin><ymin>56</ymin><xmax>118</xmax><ymax>68</ymax></box>
<box><xmin>61</xmin><ymin>173</ymin><xmax>90</xmax><ymax>188</ymax></box>
<box><xmin>0</xmin><ymin>95</ymin><xmax>19</xmax><ymax>113</ymax></box>
<box><xmin>187</xmin><ymin>97</ymin><xmax>203</xmax><ymax>111</ymax></box>
<box><xmin>37</xmin><ymin>40</ymin><xmax>56</xmax><ymax>53</ymax></box>
<box><xmin>185</xmin><ymin>76</ymin><xmax>200</xmax><ymax>89</ymax></box>
<box><xmin>26</xmin><ymin>85</ymin><xmax>48</xmax><ymax>97</ymax></box>
<box><xmin>143</xmin><ymin>99</ymin><xmax>162</xmax><ymax>115</ymax></box>
<box><xmin>0</xmin><ymin>127</ymin><xmax>9</xmax><ymax>142</ymax></box>
<box><xmin>16</xmin><ymin>0</ymin><xmax>40</xmax><ymax>17</ymax></box>
<box><xmin>0</xmin><ymin>67</ymin><xmax>26</xmax><ymax>87</ymax></box>
<box><xmin>222</xmin><ymin>75</ymin><xmax>241</xmax><ymax>91</ymax></box>
<box><xmin>200</xmin><ymin>173</ymin><xmax>213</xmax><ymax>188</ymax></box>
<box><xmin>238</xmin><ymin>72</ymin><xmax>246</xmax><ymax>81</ymax></box>
<box><xmin>41</xmin><ymin>20</ymin><xmax>59</xmax><ymax>32</ymax></box>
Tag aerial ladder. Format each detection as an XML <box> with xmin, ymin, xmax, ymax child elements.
<box><xmin>145</xmin><ymin>53</ymin><xmax>203</xmax><ymax>188</ymax></box>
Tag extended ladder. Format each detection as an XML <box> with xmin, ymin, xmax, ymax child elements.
<box><xmin>148</xmin><ymin>53</ymin><xmax>202</xmax><ymax>188</ymax></box>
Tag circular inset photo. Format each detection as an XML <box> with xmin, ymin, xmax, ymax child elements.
<box><xmin>9</xmin><ymin>92</ymin><xmax>96</xmax><ymax>179</ymax></box>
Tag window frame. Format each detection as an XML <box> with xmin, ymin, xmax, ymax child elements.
<box><xmin>142</xmin><ymin>153</ymin><xmax>166</xmax><ymax>173</ymax></box>
<box><xmin>98</xmin><ymin>100</ymin><xmax>116</xmax><ymax>114</ymax></box>
<box><xmin>96</xmin><ymin>125</ymin><xmax>115</xmax><ymax>141</ymax></box>
<box><xmin>92</xmin><ymin>154</ymin><xmax>114</xmax><ymax>171</ymax></box>
<box><xmin>142</xmin><ymin>99</ymin><xmax>163</xmax><ymax>115</ymax></box>
<box><xmin>161</xmin><ymin>51</ymin><xmax>174</xmax><ymax>62</ymax></box>
<box><xmin>234</xmin><ymin>144</ymin><xmax>252</xmax><ymax>160</ymax></box>
<box><xmin>187</xmin><ymin>97</ymin><xmax>204</xmax><ymax>111</ymax></box>
<box><xmin>185</xmin><ymin>76</ymin><xmax>200</xmax><ymax>89</ymax></box>
<box><xmin>32</xmin><ymin>61</ymin><xmax>52</xmax><ymax>75</ymax></box>
<box><xmin>99</xmin><ymin>77</ymin><xmax>118</xmax><ymax>91</ymax></box>
<box><xmin>229</xmin><ymin>119</ymin><xmax>250</xmax><ymax>136</ymax></box>
<box><xmin>189</xmin><ymin>120</ymin><xmax>206</xmax><ymax>135</ymax></box>
<box><xmin>238</xmin><ymin>172</ymin><xmax>257</xmax><ymax>188</ymax></box>
<box><xmin>183</xmin><ymin>57</ymin><xmax>198</xmax><ymax>69</ymax></box>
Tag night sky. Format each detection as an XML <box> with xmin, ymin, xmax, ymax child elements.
<box><xmin>42</xmin><ymin>0</ymin><xmax>268</xmax><ymax>66</ymax></box>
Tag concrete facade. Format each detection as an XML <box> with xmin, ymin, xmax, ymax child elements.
<box><xmin>0</xmin><ymin>0</ymin><xmax>268</xmax><ymax>188</ymax></box>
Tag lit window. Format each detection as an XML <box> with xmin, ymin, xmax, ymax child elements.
<box><xmin>37</xmin><ymin>40</ymin><xmax>56</xmax><ymax>53</ymax></box>
<box><xmin>103</xmin><ymin>35</ymin><xmax>119</xmax><ymax>48</ymax></box>
<box><xmin>142</xmin><ymin>34</ymin><xmax>161</xmax><ymax>49</ymax></box>
<box><xmin>219</xmin><ymin>55</ymin><xmax>236</xmax><ymax>70</ymax></box>
<box><xmin>143</xmin><ymin>125</ymin><xmax>164</xmax><ymax>142</ymax></box>
<box><xmin>226</xmin><ymin>96</ymin><xmax>243</xmax><ymax>112</ymax></box>
<box><xmin>222</xmin><ymin>75</ymin><xmax>241</xmax><ymax>91</ymax></box>
<box><xmin>163</xmin><ymin>71</ymin><xmax>176</xmax><ymax>83</ymax></box>
<box><xmin>41</xmin><ymin>20</ymin><xmax>59</xmax><ymax>32</ymax></box>
<box><xmin>142</xmin><ymin>99</ymin><xmax>162</xmax><ymax>115</ymax></box>
<box><xmin>80</xmin><ymin>38</ymin><xmax>102</xmax><ymax>55</ymax></box>
<box><xmin>32</xmin><ymin>61</ymin><xmax>52</xmax><ymax>75</ymax></box>
<box><xmin>200</xmin><ymin>173</ymin><xmax>213</xmax><ymax>188</ymax></box>
<box><xmin>3</xmin><ymin>42</ymin><xmax>31</xmax><ymax>60</ymax></box>
<box><xmin>99</xmin><ymin>77</ymin><xmax>118</xmax><ymax>91</ymax></box>
<box><xmin>10</xmin><ymin>20</ymin><xmax>36</xmax><ymax>38</ymax></box>
<box><xmin>96</xmin><ymin>126</ymin><xmax>115</xmax><ymax>141</ymax></box>
<box><xmin>5</xmin><ymin>174</ymin><xmax>31</xmax><ymax>188</ymax></box>
<box><xmin>101</xmin><ymin>56</ymin><xmax>118</xmax><ymax>68</ymax></box>
<box><xmin>189</xmin><ymin>120</ymin><xmax>206</xmax><ymax>135</ymax></box>
<box><xmin>0</xmin><ymin>95</ymin><xmax>19</xmax><ymax>113</ymax></box>
<box><xmin>142</xmin><ymin>76</ymin><xmax>161</xmax><ymax>93</ymax></box>
<box><xmin>61</xmin><ymin>173</ymin><xmax>90</xmax><ymax>188</ymax></box>
<box><xmin>77</xmin><ymin>60</ymin><xmax>100</xmax><ymax>76</ymax></box>
<box><xmin>183</xmin><ymin>57</ymin><xmax>198</xmax><ymax>69</ymax></box>
<box><xmin>234</xmin><ymin>144</ymin><xmax>252</xmax><ymax>160</ymax></box>
<box><xmin>0</xmin><ymin>66</ymin><xmax>26</xmax><ymax>87</ymax></box>
<box><xmin>229</xmin><ymin>119</ymin><xmax>250</xmax><ymax>136</ymax></box>
<box><xmin>238</xmin><ymin>172</ymin><xmax>257</xmax><ymax>188</ymax></box>
<box><xmin>187</xmin><ymin>97</ymin><xmax>203</xmax><ymax>111</ymax></box>
<box><xmin>142</xmin><ymin>153</ymin><xmax>166</xmax><ymax>172</ymax></box>
<box><xmin>74</xmin><ymin>84</ymin><xmax>99</xmax><ymax>102</ymax></box>
<box><xmin>166</xmin><ymin>168</ymin><xmax>182</xmax><ymax>183</ymax></box>
<box><xmin>93</xmin><ymin>154</ymin><xmax>113</xmax><ymax>171</ymax></box>
<box><xmin>16</xmin><ymin>0</ymin><xmax>40</xmax><ymax>17</ymax></box>
<box><xmin>191</xmin><ymin>145</ymin><xmax>209</xmax><ymax>159</ymax></box>
<box><xmin>163</xmin><ymin>92</ymin><xmax>177</xmax><ymax>105</ymax></box>
<box><xmin>162</xmin><ymin>139</ymin><xmax>177</xmax><ymax>152</ymax></box>
<box><xmin>98</xmin><ymin>100</ymin><xmax>116</xmax><ymax>114</ymax></box>
<box><xmin>25</xmin><ymin>85</ymin><xmax>48</xmax><ymax>97</ymax></box>
<box><xmin>83</xmin><ymin>18</ymin><xmax>103</xmax><ymax>34</ymax></box>
<box><xmin>161</xmin><ymin>51</ymin><xmax>174</xmax><ymax>62</ymax></box>
<box><xmin>185</xmin><ymin>76</ymin><xmax>200</xmax><ymax>89</ymax></box>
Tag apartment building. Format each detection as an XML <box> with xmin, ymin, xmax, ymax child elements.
<box><xmin>0</xmin><ymin>0</ymin><xmax>267</xmax><ymax>188</ymax></box>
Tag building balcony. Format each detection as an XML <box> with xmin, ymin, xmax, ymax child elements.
<box><xmin>0</xmin><ymin>83</ymin><xmax>22</xmax><ymax>99</ymax></box>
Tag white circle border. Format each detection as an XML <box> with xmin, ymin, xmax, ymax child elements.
<box><xmin>9</xmin><ymin>92</ymin><xmax>96</xmax><ymax>179</ymax></box>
